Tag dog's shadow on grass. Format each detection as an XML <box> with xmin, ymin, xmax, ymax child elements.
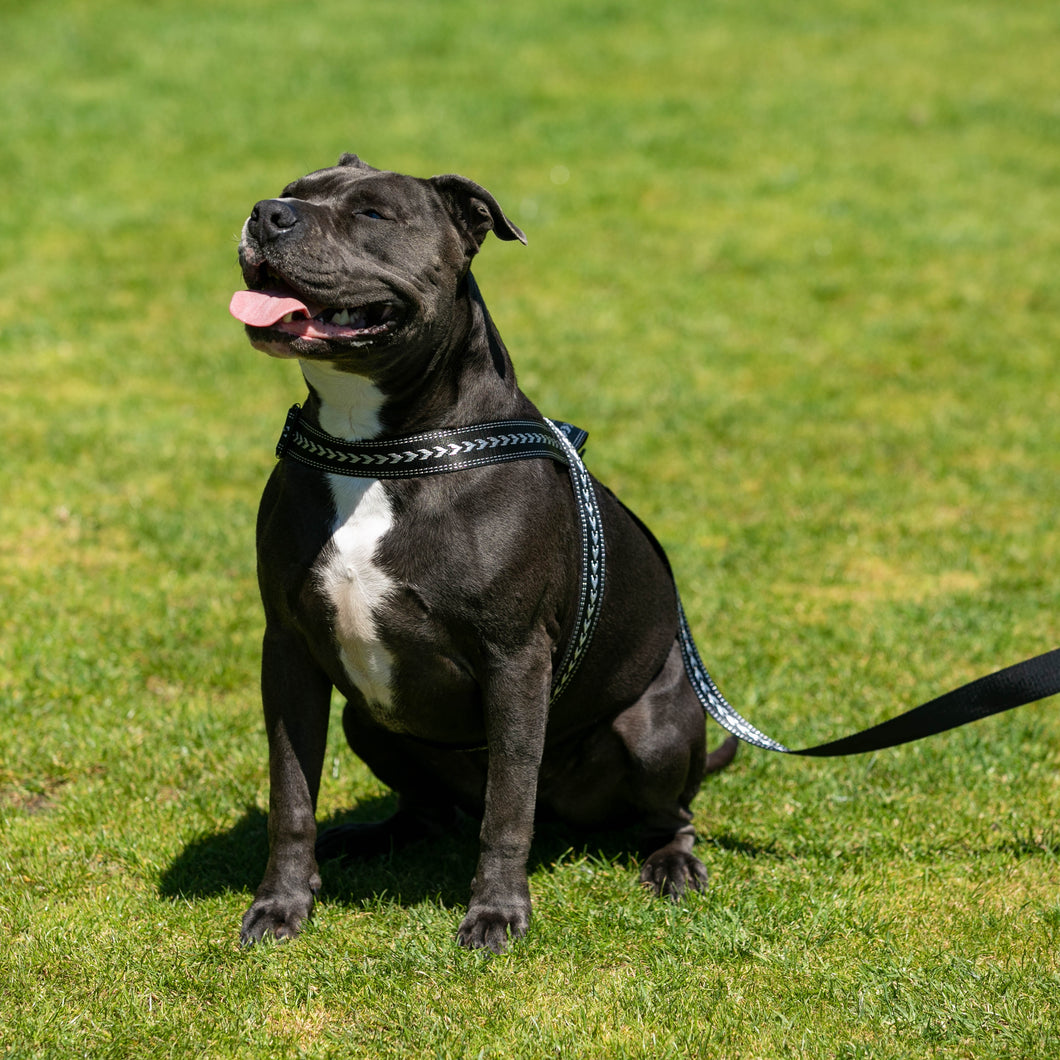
<box><xmin>158</xmin><ymin>798</ymin><xmax>644</xmax><ymax>911</ymax></box>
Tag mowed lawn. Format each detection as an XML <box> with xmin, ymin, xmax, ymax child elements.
<box><xmin>1</xmin><ymin>0</ymin><xmax>1058</xmax><ymax>1056</ymax></box>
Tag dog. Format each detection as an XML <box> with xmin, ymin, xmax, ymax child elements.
<box><xmin>229</xmin><ymin>154</ymin><xmax>738</xmax><ymax>953</ymax></box>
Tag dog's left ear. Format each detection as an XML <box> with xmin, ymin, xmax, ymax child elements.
<box><xmin>430</xmin><ymin>174</ymin><xmax>527</xmax><ymax>253</ymax></box>
<box><xmin>337</xmin><ymin>153</ymin><xmax>379</xmax><ymax>171</ymax></box>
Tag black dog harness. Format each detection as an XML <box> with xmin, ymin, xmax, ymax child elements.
<box><xmin>276</xmin><ymin>404</ymin><xmax>1060</xmax><ymax>753</ymax></box>
<box><xmin>276</xmin><ymin>406</ymin><xmax>603</xmax><ymax>703</ymax></box>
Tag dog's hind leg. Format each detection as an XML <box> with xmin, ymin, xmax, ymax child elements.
<box><xmin>611</xmin><ymin>638</ymin><xmax>738</xmax><ymax>901</ymax></box>
<box><xmin>315</xmin><ymin>792</ymin><xmax>461</xmax><ymax>861</ymax></box>
<box><xmin>315</xmin><ymin>703</ymin><xmax>474</xmax><ymax>862</ymax></box>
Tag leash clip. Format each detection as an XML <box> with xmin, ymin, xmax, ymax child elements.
<box><xmin>275</xmin><ymin>404</ymin><xmax>302</xmax><ymax>458</ymax></box>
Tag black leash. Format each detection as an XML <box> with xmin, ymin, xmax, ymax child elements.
<box><xmin>678</xmin><ymin>601</ymin><xmax>1060</xmax><ymax>755</ymax></box>
<box><xmin>275</xmin><ymin>404</ymin><xmax>1060</xmax><ymax>753</ymax></box>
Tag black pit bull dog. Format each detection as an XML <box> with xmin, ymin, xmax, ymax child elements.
<box><xmin>230</xmin><ymin>154</ymin><xmax>738</xmax><ymax>953</ymax></box>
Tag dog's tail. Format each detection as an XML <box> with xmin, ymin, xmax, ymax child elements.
<box><xmin>704</xmin><ymin>734</ymin><xmax>739</xmax><ymax>774</ymax></box>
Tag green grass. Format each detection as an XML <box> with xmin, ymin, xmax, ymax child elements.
<box><xmin>2</xmin><ymin>0</ymin><xmax>1059</xmax><ymax>1055</ymax></box>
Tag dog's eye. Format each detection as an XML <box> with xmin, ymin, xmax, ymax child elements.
<box><xmin>358</xmin><ymin>209</ymin><xmax>386</xmax><ymax>221</ymax></box>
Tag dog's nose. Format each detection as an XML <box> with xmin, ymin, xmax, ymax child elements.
<box><xmin>248</xmin><ymin>198</ymin><xmax>301</xmax><ymax>243</ymax></box>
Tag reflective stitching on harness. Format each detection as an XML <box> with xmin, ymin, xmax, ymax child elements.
<box><xmin>542</xmin><ymin>418</ymin><xmax>605</xmax><ymax>703</ymax></box>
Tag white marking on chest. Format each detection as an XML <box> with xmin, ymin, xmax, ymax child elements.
<box><xmin>300</xmin><ymin>361</ymin><xmax>398</xmax><ymax>717</ymax></box>
<box><xmin>318</xmin><ymin>476</ymin><xmax>398</xmax><ymax>715</ymax></box>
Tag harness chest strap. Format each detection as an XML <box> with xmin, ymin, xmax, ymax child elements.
<box><xmin>276</xmin><ymin>404</ymin><xmax>1060</xmax><ymax>752</ymax></box>
<box><xmin>276</xmin><ymin>405</ymin><xmax>603</xmax><ymax>703</ymax></box>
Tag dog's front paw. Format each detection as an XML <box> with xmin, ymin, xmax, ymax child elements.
<box><xmin>456</xmin><ymin>900</ymin><xmax>530</xmax><ymax>954</ymax></box>
<box><xmin>639</xmin><ymin>849</ymin><xmax>709</xmax><ymax>902</ymax></box>
<box><xmin>240</xmin><ymin>879</ymin><xmax>319</xmax><ymax>945</ymax></box>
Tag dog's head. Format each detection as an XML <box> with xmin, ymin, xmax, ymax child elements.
<box><xmin>230</xmin><ymin>154</ymin><xmax>525</xmax><ymax>370</ymax></box>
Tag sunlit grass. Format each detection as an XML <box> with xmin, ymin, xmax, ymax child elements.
<box><xmin>1</xmin><ymin>0</ymin><xmax>1058</xmax><ymax>1056</ymax></box>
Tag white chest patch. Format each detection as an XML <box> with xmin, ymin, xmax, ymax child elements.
<box><xmin>318</xmin><ymin>472</ymin><xmax>398</xmax><ymax>717</ymax></box>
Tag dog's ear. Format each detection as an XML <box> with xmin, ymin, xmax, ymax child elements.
<box><xmin>337</xmin><ymin>153</ymin><xmax>379</xmax><ymax>171</ymax></box>
<box><xmin>430</xmin><ymin>174</ymin><xmax>527</xmax><ymax>253</ymax></box>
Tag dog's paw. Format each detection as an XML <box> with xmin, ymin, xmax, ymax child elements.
<box><xmin>456</xmin><ymin>902</ymin><xmax>530</xmax><ymax>954</ymax></box>
<box><xmin>639</xmin><ymin>849</ymin><xmax>709</xmax><ymax>902</ymax></box>
<box><xmin>240</xmin><ymin>883</ymin><xmax>318</xmax><ymax>945</ymax></box>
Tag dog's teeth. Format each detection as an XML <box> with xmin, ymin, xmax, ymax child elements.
<box><xmin>332</xmin><ymin>309</ymin><xmax>351</xmax><ymax>326</ymax></box>
<box><xmin>282</xmin><ymin>313</ymin><xmax>294</xmax><ymax>323</ymax></box>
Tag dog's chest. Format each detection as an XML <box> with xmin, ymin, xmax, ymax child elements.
<box><xmin>317</xmin><ymin>475</ymin><xmax>397</xmax><ymax>715</ymax></box>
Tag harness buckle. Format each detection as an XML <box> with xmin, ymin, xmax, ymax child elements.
<box><xmin>275</xmin><ymin>404</ymin><xmax>302</xmax><ymax>458</ymax></box>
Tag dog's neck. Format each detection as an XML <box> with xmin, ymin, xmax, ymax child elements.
<box><xmin>298</xmin><ymin>274</ymin><xmax>526</xmax><ymax>442</ymax></box>
<box><xmin>299</xmin><ymin>361</ymin><xmax>385</xmax><ymax>441</ymax></box>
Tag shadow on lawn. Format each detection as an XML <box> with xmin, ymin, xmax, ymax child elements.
<box><xmin>158</xmin><ymin>798</ymin><xmax>646</xmax><ymax>911</ymax></box>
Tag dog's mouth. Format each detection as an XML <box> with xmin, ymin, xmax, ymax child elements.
<box><xmin>229</xmin><ymin>274</ymin><xmax>403</xmax><ymax>344</ymax></box>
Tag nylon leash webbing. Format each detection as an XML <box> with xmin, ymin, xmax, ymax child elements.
<box><xmin>607</xmin><ymin>482</ymin><xmax>1060</xmax><ymax>755</ymax></box>
<box><xmin>679</xmin><ymin>601</ymin><xmax>1060</xmax><ymax>755</ymax></box>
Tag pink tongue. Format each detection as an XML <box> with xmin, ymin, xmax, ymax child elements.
<box><xmin>229</xmin><ymin>289</ymin><xmax>322</xmax><ymax>327</ymax></box>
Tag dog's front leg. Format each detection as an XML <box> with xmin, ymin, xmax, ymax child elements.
<box><xmin>240</xmin><ymin>629</ymin><xmax>332</xmax><ymax>944</ymax></box>
<box><xmin>457</xmin><ymin>635</ymin><xmax>552</xmax><ymax>954</ymax></box>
